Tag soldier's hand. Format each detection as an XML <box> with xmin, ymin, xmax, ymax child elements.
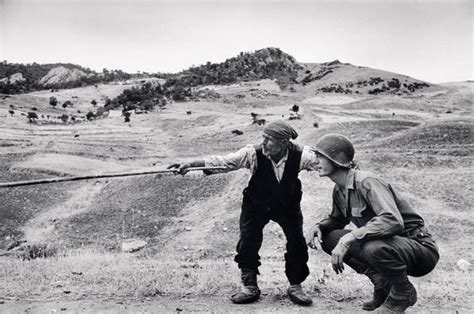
<box><xmin>167</xmin><ymin>162</ymin><xmax>190</xmax><ymax>175</ymax></box>
<box><xmin>330</xmin><ymin>233</ymin><xmax>356</xmax><ymax>274</ymax></box>
<box><xmin>306</xmin><ymin>224</ymin><xmax>323</xmax><ymax>250</ymax></box>
<box><xmin>331</xmin><ymin>242</ymin><xmax>349</xmax><ymax>274</ymax></box>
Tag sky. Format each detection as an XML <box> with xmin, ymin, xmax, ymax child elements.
<box><xmin>0</xmin><ymin>0</ymin><xmax>472</xmax><ymax>83</ymax></box>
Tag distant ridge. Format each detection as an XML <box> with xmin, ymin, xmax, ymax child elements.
<box><xmin>0</xmin><ymin>62</ymin><xmax>132</xmax><ymax>94</ymax></box>
<box><xmin>0</xmin><ymin>62</ymin><xmax>95</xmax><ymax>83</ymax></box>
<box><xmin>161</xmin><ymin>47</ymin><xmax>434</xmax><ymax>96</ymax></box>
<box><xmin>0</xmin><ymin>47</ymin><xmax>434</xmax><ymax>96</ymax></box>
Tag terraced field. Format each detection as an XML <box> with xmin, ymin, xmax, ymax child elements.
<box><xmin>0</xmin><ymin>80</ymin><xmax>472</xmax><ymax>312</ymax></box>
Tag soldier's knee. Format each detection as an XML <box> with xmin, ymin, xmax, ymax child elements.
<box><xmin>361</xmin><ymin>240</ymin><xmax>392</xmax><ymax>262</ymax></box>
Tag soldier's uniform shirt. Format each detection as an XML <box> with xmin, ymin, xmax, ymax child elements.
<box><xmin>318</xmin><ymin>169</ymin><xmax>425</xmax><ymax>240</ymax></box>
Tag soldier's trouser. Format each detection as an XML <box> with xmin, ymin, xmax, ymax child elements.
<box><xmin>234</xmin><ymin>205</ymin><xmax>309</xmax><ymax>285</ymax></box>
<box><xmin>321</xmin><ymin>229</ymin><xmax>439</xmax><ymax>281</ymax></box>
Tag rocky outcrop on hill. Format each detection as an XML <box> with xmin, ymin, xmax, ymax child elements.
<box><xmin>0</xmin><ymin>72</ymin><xmax>26</xmax><ymax>84</ymax></box>
<box><xmin>39</xmin><ymin>66</ymin><xmax>88</xmax><ymax>86</ymax></box>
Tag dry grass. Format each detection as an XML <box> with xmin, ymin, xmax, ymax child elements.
<box><xmin>0</xmin><ymin>244</ymin><xmax>471</xmax><ymax>311</ymax></box>
<box><xmin>0</xmin><ymin>248</ymin><xmax>238</xmax><ymax>300</ymax></box>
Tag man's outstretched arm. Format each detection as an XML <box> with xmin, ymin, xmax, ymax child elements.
<box><xmin>168</xmin><ymin>145</ymin><xmax>257</xmax><ymax>175</ymax></box>
<box><xmin>167</xmin><ymin>160</ymin><xmax>205</xmax><ymax>175</ymax></box>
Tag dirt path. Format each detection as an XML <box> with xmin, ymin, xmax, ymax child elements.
<box><xmin>1</xmin><ymin>292</ymin><xmax>463</xmax><ymax>313</ymax></box>
<box><xmin>0</xmin><ymin>295</ymin><xmax>329</xmax><ymax>313</ymax></box>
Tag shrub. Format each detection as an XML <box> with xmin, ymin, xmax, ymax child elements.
<box><xmin>388</xmin><ymin>78</ymin><xmax>401</xmax><ymax>89</ymax></box>
<box><xmin>123</xmin><ymin>111</ymin><xmax>131</xmax><ymax>123</ymax></box>
<box><xmin>49</xmin><ymin>96</ymin><xmax>58</xmax><ymax>107</ymax></box>
<box><xmin>86</xmin><ymin>111</ymin><xmax>95</xmax><ymax>120</ymax></box>
<box><xmin>27</xmin><ymin>111</ymin><xmax>38</xmax><ymax>123</ymax></box>
<box><xmin>60</xmin><ymin>113</ymin><xmax>69</xmax><ymax>123</ymax></box>
<box><xmin>16</xmin><ymin>243</ymin><xmax>58</xmax><ymax>260</ymax></box>
<box><xmin>62</xmin><ymin>100</ymin><xmax>73</xmax><ymax>108</ymax></box>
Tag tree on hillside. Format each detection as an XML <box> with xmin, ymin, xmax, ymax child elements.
<box><xmin>8</xmin><ymin>109</ymin><xmax>14</xmax><ymax>116</ymax></box>
<box><xmin>86</xmin><ymin>111</ymin><xmax>95</xmax><ymax>120</ymax></box>
<box><xmin>60</xmin><ymin>113</ymin><xmax>69</xmax><ymax>123</ymax></box>
<box><xmin>91</xmin><ymin>99</ymin><xmax>97</xmax><ymax>106</ymax></box>
<box><xmin>27</xmin><ymin>111</ymin><xmax>38</xmax><ymax>123</ymax></box>
<box><xmin>49</xmin><ymin>96</ymin><xmax>58</xmax><ymax>108</ymax></box>
<box><xmin>123</xmin><ymin>111</ymin><xmax>131</xmax><ymax>123</ymax></box>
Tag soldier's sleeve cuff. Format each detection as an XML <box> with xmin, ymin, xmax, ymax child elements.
<box><xmin>351</xmin><ymin>228</ymin><xmax>367</xmax><ymax>240</ymax></box>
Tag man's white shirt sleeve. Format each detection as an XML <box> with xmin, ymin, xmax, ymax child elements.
<box><xmin>300</xmin><ymin>145</ymin><xmax>319</xmax><ymax>171</ymax></box>
<box><xmin>203</xmin><ymin>145</ymin><xmax>257</xmax><ymax>172</ymax></box>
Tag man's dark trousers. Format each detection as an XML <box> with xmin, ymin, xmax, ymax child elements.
<box><xmin>321</xmin><ymin>229</ymin><xmax>439</xmax><ymax>280</ymax></box>
<box><xmin>235</xmin><ymin>205</ymin><xmax>310</xmax><ymax>285</ymax></box>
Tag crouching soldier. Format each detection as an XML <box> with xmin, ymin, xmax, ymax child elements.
<box><xmin>169</xmin><ymin>120</ymin><xmax>318</xmax><ymax>306</ymax></box>
<box><xmin>306</xmin><ymin>134</ymin><xmax>439</xmax><ymax>313</ymax></box>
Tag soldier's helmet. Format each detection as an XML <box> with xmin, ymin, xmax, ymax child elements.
<box><xmin>313</xmin><ymin>134</ymin><xmax>355</xmax><ymax>168</ymax></box>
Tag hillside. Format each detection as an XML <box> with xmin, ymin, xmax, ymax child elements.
<box><xmin>1</xmin><ymin>48</ymin><xmax>439</xmax><ymax>105</ymax></box>
<box><xmin>166</xmin><ymin>48</ymin><xmax>436</xmax><ymax>94</ymax></box>
<box><xmin>105</xmin><ymin>48</ymin><xmax>440</xmax><ymax>114</ymax></box>
<box><xmin>295</xmin><ymin>60</ymin><xmax>434</xmax><ymax>96</ymax></box>
<box><xmin>0</xmin><ymin>62</ymin><xmax>96</xmax><ymax>83</ymax></box>
<box><xmin>167</xmin><ymin>47</ymin><xmax>301</xmax><ymax>88</ymax></box>
<box><xmin>0</xmin><ymin>62</ymin><xmax>133</xmax><ymax>94</ymax></box>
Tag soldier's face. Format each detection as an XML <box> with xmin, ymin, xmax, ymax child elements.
<box><xmin>315</xmin><ymin>153</ymin><xmax>337</xmax><ymax>177</ymax></box>
<box><xmin>262</xmin><ymin>134</ymin><xmax>287</xmax><ymax>156</ymax></box>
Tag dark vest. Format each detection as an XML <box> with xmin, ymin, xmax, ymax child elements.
<box><xmin>243</xmin><ymin>142</ymin><xmax>303</xmax><ymax>212</ymax></box>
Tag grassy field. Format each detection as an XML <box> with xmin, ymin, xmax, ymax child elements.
<box><xmin>0</xmin><ymin>81</ymin><xmax>472</xmax><ymax>312</ymax></box>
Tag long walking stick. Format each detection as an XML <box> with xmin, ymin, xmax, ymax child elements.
<box><xmin>0</xmin><ymin>166</ymin><xmax>227</xmax><ymax>188</ymax></box>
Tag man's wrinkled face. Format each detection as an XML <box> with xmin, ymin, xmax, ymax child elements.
<box><xmin>314</xmin><ymin>152</ymin><xmax>337</xmax><ymax>177</ymax></box>
<box><xmin>262</xmin><ymin>134</ymin><xmax>287</xmax><ymax>157</ymax></box>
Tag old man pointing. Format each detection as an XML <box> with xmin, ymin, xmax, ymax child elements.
<box><xmin>169</xmin><ymin>120</ymin><xmax>318</xmax><ymax>306</ymax></box>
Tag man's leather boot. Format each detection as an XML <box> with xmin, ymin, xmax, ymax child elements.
<box><xmin>230</xmin><ymin>268</ymin><xmax>261</xmax><ymax>304</ymax></box>
<box><xmin>376</xmin><ymin>276</ymin><xmax>417</xmax><ymax>313</ymax></box>
<box><xmin>362</xmin><ymin>271</ymin><xmax>391</xmax><ymax>311</ymax></box>
<box><xmin>287</xmin><ymin>284</ymin><xmax>313</xmax><ymax>306</ymax></box>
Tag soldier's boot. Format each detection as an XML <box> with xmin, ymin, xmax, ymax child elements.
<box><xmin>287</xmin><ymin>284</ymin><xmax>313</xmax><ymax>306</ymax></box>
<box><xmin>376</xmin><ymin>276</ymin><xmax>417</xmax><ymax>314</ymax></box>
<box><xmin>362</xmin><ymin>271</ymin><xmax>391</xmax><ymax>311</ymax></box>
<box><xmin>230</xmin><ymin>268</ymin><xmax>261</xmax><ymax>304</ymax></box>
<box><xmin>341</xmin><ymin>256</ymin><xmax>390</xmax><ymax>311</ymax></box>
